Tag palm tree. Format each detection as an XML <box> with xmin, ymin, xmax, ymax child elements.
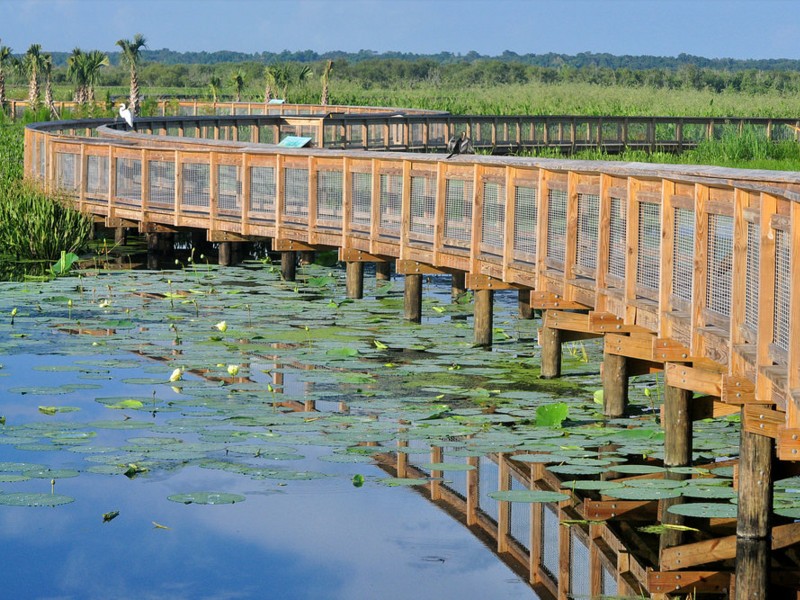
<box><xmin>22</xmin><ymin>43</ymin><xmax>45</xmax><ymax>109</ymax></box>
<box><xmin>208</xmin><ymin>75</ymin><xmax>221</xmax><ymax>105</ymax></box>
<box><xmin>116</xmin><ymin>33</ymin><xmax>146</xmax><ymax>115</ymax></box>
<box><xmin>0</xmin><ymin>42</ymin><xmax>15</xmax><ymax>113</ymax></box>
<box><xmin>266</xmin><ymin>63</ymin><xmax>311</xmax><ymax>102</ymax></box>
<box><xmin>230</xmin><ymin>69</ymin><xmax>245</xmax><ymax>102</ymax></box>
<box><xmin>42</xmin><ymin>53</ymin><xmax>59</xmax><ymax>119</ymax></box>
<box><xmin>84</xmin><ymin>50</ymin><xmax>109</xmax><ymax>103</ymax></box>
<box><xmin>67</xmin><ymin>48</ymin><xmax>87</xmax><ymax>103</ymax></box>
<box><xmin>320</xmin><ymin>60</ymin><xmax>333</xmax><ymax>106</ymax></box>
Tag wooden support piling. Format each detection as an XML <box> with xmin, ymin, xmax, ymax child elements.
<box><xmin>602</xmin><ymin>352</ymin><xmax>628</xmax><ymax>417</ymax></box>
<box><xmin>473</xmin><ymin>289</ymin><xmax>494</xmax><ymax>347</ymax></box>
<box><xmin>346</xmin><ymin>261</ymin><xmax>364</xmax><ymax>299</ymax></box>
<box><xmin>734</xmin><ymin>538</ymin><xmax>769</xmax><ymax>600</ymax></box>
<box><xmin>298</xmin><ymin>251</ymin><xmax>315</xmax><ymax>265</ymax></box>
<box><xmin>663</xmin><ymin>382</ymin><xmax>692</xmax><ymax>467</ymax></box>
<box><xmin>375</xmin><ymin>261</ymin><xmax>391</xmax><ymax>281</ymax></box>
<box><xmin>404</xmin><ymin>273</ymin><xmax>423</xmax><ymax>323</ymax></box>
<box><xmin>218</xmin><ymin>242</ymin><xmax>232</xmax><ymax>267</ymax></box>
<box><xmin>146</xmin><ymin>233</ymin><xmax>160</xmax><ymax>270</ymax></box>
<box><xmin>281</xmin><ymin>251</ymin><xmax>297</xmax><ymax>282</ymax></box>
<box><xmin>451</xmin><ymin>272</ymin><xmax>466</xmax><ymax>300</ymax></box>
<box><xmin>540</xmin><ymin>325</ymin><xmax>562</xmax><ymax>379</ymax></box>
<box><xmin>114</xmin><ymin>227</ymin><xmax>127</xmax><ymax>246</ymax></box>
<box><xmin>518</xmin><ymin>289</ymin><xmax>534</xmax><ymax>319</ymax></box>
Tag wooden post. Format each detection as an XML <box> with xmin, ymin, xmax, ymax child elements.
<box><xmin>218</xmin><ymin>241</ymin><xmax>232</xmax><ymax>267</ymax></box>
<box><xmin>540</xmin><ymin>325</ymin><xmax>562</xmax><ymax>378</ymax></box>
<box><xmin>281</xmin><ymin>251</ymin><xmax>297</xmax><ymax>282</ymax></box>
<box><xmin>404</xmin><ymin>273</ymin><xmax>422</xmax><ymax>322</ymax></box>
<box><xmin>602</xmin><ymin>352</ymin><xmax>628</xmax><ymax>417</ymax></box>
<box><xmin>663</xmin><ymin>382</ymin><xmax>692</xmax><ymax>467</ymax></box>
<box><xmin>146</xmin><ymin>233</ymin><xmax>160</xmax><ymax>270</ymax></box>
<box><xmin>346</xmin><ymin>261</ymin><xmax>364</xmax><ymax>299</ymax></box>
<box><xmin>737</xmin><ymin>428</ymin><xmax>773</xmax><ymax>540</ymax></box>
<box><xmin>473</xmin><ymin>289</ymin><xmax>494</xmax><ymax>347</ymax></box>
<box><xmin>114</xmin><ymin>227</ymin><xmax>127</xmax><ymax>246</ymax></box>
<box><xmin>298</xmin><ymin>251</ymin><xmax>315</xmax><ymax>265</ymax></box>
<box><xmin>375</xmin><ymin>261</ymin><xmax>391</xmax><ymax>281</ymax></box>
<box><xmin>734</xmin><ymin>538</ymin><xmax>769</xmax><ymax>600</ymax></box>
<box><xmin>451</xmin><ymin>272</ymin><xmax>466</xmax><ymax>300</ymax></box>
<box><xmin>518</xmin><ymin>289</ymin><xmax>534</xmax><ymax>319</ymax></box>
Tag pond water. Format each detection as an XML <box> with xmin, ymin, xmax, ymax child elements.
<box><xmin>0</xmin><ymin>259</ymin><xmax>756</xmax><ymax>599</ymax></box>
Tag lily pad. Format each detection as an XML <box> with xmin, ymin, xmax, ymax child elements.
<box><xmin>488</xmin><ymin>490</ymin><xmax>570</xmax><ymax>503</ymax></box>
<box><xmin>167</xmin><ymin>491</ymin><xmax>246</xmax><ymax>505</ymax></box>
<box><xmin>0</xmin><ymin>493</ymin><xmax>75</xmax><ymax>507</ymax></box>
<box><xmin>667</xmin><ymin>502</ymin><xmax>738</xmax><ymax>518</ymax></box>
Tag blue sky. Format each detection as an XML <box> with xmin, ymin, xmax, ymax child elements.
<box><xmin>1</xmin><ymin>0</ymin><xmax>798</xmax><ymax>60</ymax></box>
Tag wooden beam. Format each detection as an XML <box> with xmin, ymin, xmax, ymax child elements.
<box><xmin>777</xmin><ymin>427</ymin><xmax>800</xmax><ymax>461</ymax></box>
<box><xmin>105</xmin><ymin>217</ymin><xmax>139</xmax><ymax>228</ymax></box>
<box><xmin>338</xmin><ymin>248</ymin><xmax>391</xmax><ymax>262</ymax></box>
<box><xmin>395</xmin><ymin>260</ymin><xmax>455</xmax><ymax>275</ymax></box>
<box><xmin>604</xmin><ymin>333</ymin><xmax>656</xmax><ymax>361</ymax></box>
<box><xmin>721</xmin><ymin>375</ymin><xmax>757</xmax><ymax>404</ymax></box>
<box><xmin>660</xmin><ymin>522</ymin><xmax>800</xmax><ymax>571</ymax></box>
<box><xmin>530</xmin><ymin>291</ymin><xmax>588</xmax><ymax>310</ymax></box>
<box><xmin>465</xmin><ymin>273</ymin><xmax>518</xmax><ymax>290</ymax></box>
<box><xmin>139</xmin><ymin>222</ymin><xmax>179</xmax><ymax>234</ymax></box>
<box><xmin>664</xmin><ymin>363</ymin><xmax>722</xmax><ymax>396</ymax></box>
<box><xmin>589</xmin><ymin>311</ymin><xmax>648</xmax><ymax>334</ymax></box>
<box><xmin>647</xmin><ymin>570</ymin><xmax>732</xmax><ymax>595</ymax></box>
<box><xmin>543</xmin><ymin>310</ymin><xmax>592</xmax><ymax>333</ymax></box>
<box><xmin>652</xmin><ymin>338</ymin><xmax>692</xmax><ymax>362</ymax></box>
<box><xmin>272</xmin><ymin>239</ymin><xmax>320</xmax><ymax>252</ymax></box>
<box><xmin>207</xmin><ymin>230</ymin><xmax>263</xmax><ymax>243</ymax></box>
<box><xmin>582</xmin><ymin>500</ymin><xmax>657</xmax><ymax>521</ymax></box>
<box><xmin>743</xmin><ymin>405</ymin><xmax>784</xmax><ymax>439</ymax></box>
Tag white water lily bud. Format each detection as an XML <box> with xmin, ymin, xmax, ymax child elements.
<box><xmin>169</xmin><ymin>368</ymin><xmax>183</xmax><ymax>382</ymax></box>
<box><xmin>227</xmin><ymin>364</ymin><xmax>240</xmax><ymax>377</ymax></box>
<box><xmin>215</xmin><ymin>321</ymin><xmax>228</xmax><ymax>332</ymax></box>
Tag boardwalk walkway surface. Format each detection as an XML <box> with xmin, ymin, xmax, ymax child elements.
<box><xmin>23</xmin><ymin>102</ymin><xmax>800</xmax><ymax>599</ymax></box>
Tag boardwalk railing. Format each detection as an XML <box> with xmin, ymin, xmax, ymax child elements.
<box><xmin>21</xmin><ymin>105</ymin><xmax>800</xmax><ymax>598</ymax></box>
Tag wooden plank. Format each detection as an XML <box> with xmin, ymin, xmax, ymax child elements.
<box><xmin>647</xmin><ymin>571</ymin><xmax>731</xmax><ymax>594</ymax></box>
<box><xmin>583</xmin><ymin>500</ymin><xmax>657</xmax><ymax>521</ymax></box>
<box><xmin>530</xmin><ymin>291</ymin><xmax>588</xmax><ymax>310</ymax></box>
<box><xmin>756</xmin><ymin>193</ymin><xmax>778</xmax><ymax>403</ymax></box>
<box><xmin>207</xmin><ymin>230</ymin><xmax>259</xmax><ymax>242</ymax></box>
<box><xmin>777</xmin><ymin>427</ymin><xmax>800</xmax><ymax>461</ymax></box>
<box><xmin>742</xmin><ymin>404</ymin><xmax>784</xmax><ymax>438</ymax></box>
<box><xmin>689</xmin><ymin>396</ymin><xmax>741</xmax><ymax>420</ymax></box>
<box><xmin>605</xmin><ymin>332</ymin><xmax>657</xmax><ymax>361</ymax></box>
<box><xmin>661</xmin><ymin>523</ymin><xmax>800</xmax><ymax>571</ymax></box>
<box><xmin>691</xmin><ymin>183</ymin><xmax>709</xmax><ymax>357</ymax></box>
<box><xmin>665</xmin><ymin>363</ymin><xmax>722</xmax><ymax>396</ymax></box>
<box><xmin>652</xmin><ymin>338</ymin><xmax>692</xmax><ymax>362</ymax></box>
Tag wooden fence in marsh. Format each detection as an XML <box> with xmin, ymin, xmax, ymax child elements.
<box><xmin>23</xmin><ymin>105</ymin><xmax>800</xmax><ymax>598</ymax></box>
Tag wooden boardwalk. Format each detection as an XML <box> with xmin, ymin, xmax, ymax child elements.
<box><xmin>23</xmin><ymin>103</ymin><xmax>800</xmax><ymax>599</ymax></box>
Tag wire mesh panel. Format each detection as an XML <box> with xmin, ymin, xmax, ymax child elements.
<box><xmin>744</xmin><ymin>221</ymin><xmax>760</xmax><ymax>332</ymax></box>
<box><xmin>410</xmin><ymin>175</ymin><xmax>435</xmax><ymax>239</ymax></box>
<box><xmin>56</xmin><ymin>152</ymin><xmax>79</xmax><ymax>192</ymax></box>
<box><xmin>115</xmin><ymin>157</ymin><xmax>142</xmax><ymax>204</ymax></box>
<box><xmin>636</xmin><ymin>201</ymin><xmax>661</xmax><ymax>294</ymax></box>
<box><xmin>181</xmin><ymin>163</ymin><xmax>210</xmax><ymax>209</ymax></box>
<box><xmin>513</xmin><ymin>184</ymin><xmax>537</xmax><ymax>261</ymax></box>
<box><xmin>86</xmin><ymin>155</ymin><xmax>109</xmax><ymax>197</ymax></box>
<box><xmin>368</xmin><ymin>123</ymin><xmax>385</xmax><ymax>147</ymax></box>
<box><xmin>607</xmin><ymin>197</ymin><xmax>627</xmax><ymax>283</ymax></box>
<box><xmin>774</xmin><ymin>229</ymin><xmax>791</xmax><ymax>354</ymax></box>
<box><xmin>317</xmin><ymin>170</ymin><xmax>343</xmax><ymax>225</ymax></box>
<box><xmin>706</xmin><ymin>214</ymin><xmax>734</xmax><ymax>317</ymax></box>
<box><xmin>249</xmin><ymin>166</ymin><xmax>276</xmax><ymax>218</ymax></box>
<box><xmin>148</xmin><ymin>160</ymin><xmax>175</xmax><ymax>207</ymax></box>
<box><xmin>576</xmin><ymin>193</ymin><xmax>599</xmax><ymax>273</ymax></box>
<box><xmin>351</xmin><ymin>172</ymin><xmax>372</xmax><ymax>229</ymax></box>
<box><xmin>509</xmin><ymin>477</ymin><xmax>531</xmax><ymax>550</ymax></box>
<box><xmin>570</xmin><ymin>530</ymin><xmax>591</xmax><ymax>599</ymax></box>
<box><xmin>480</xmin><ymin>181</ymin><xmax>505</xmax><ymax>255</ymax></box>
<box><xmin>602</xmin><ymin>563</ymin><xmax>618</xmax><ymax>597</ymax></box>
<box><xmin>258</xmin><ymin>126</ymin><xmax>275</xmax><ymax>144</ymax></box>
<box><xmin>283</xmin><ymin>167</ymin><xmax>309</xmax><ymax>220</ymax></box>
<box><xmin>444</xmin><ymin>179</ymin><xmax>473</xmax><ymax>245</ymax></box>
<box><xmin>379</xmin><ymin>173</ymin><xmax>402</xmax><ymax>233</ymax></box>
<box><xmin>546</xmin><ymin>189</ymin><xmax>567</xmax><ymax>267</ymax></box>
<box><xmin>477</xmin><ymin>457</ymin><xmax>499</xmax><ymax>523</ymax></box>
<box><xmin>541</xmin><ymin>505</ymin><xmax>560</xmax><ymax>581</ymax></box>
<box><xmin>672</xmin><ymin>207</ymin><xmax>694</xmax><ymax>304</ymax></box>
<box><xmin>218</xmin><ymin>165</ymin><xmax>241</xmax><ymax>214</ymax></box>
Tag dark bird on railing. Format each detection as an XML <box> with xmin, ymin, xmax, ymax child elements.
<box><xmin>118</xmin><ymin>103</ymin><xmax>133</xmax><ymax>129</ymax></box>
<box><xmin>446</xmin><ymin>131</ymin><xmax>473</xmax><ymax>158</ymax></box>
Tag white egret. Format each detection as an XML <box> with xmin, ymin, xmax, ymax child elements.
<box><xmin>119</xmin><ymin>103</ymin><xmax>133</xmax><ymax>129</ymax></box>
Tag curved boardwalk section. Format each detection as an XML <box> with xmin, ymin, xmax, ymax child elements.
<box><xmin>23</xmin><ymin>103</ymin><xmax>800</xmax><ymax>599</ymax></box>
